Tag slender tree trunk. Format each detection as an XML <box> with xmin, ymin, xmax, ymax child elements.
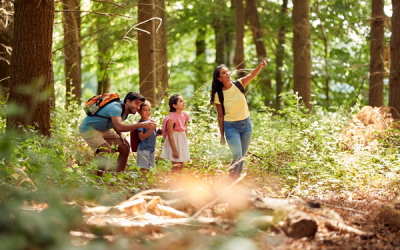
<box><xmin>389</xmin><ymin>0</ymin><xmax>400</xmax><ymax>118</ymax></box>
<box><xmin>227</xmin><ymin>0</ymin><xmax>236</xmax><ymax>67</ymax></box>
<box><xmin>214</xmin><ymin>18</ymin><xmax>225</xmax><ymax>65</ymax></box>
<box><xmin>155</xmin><ymin>0</ymin><xmax>169</xmax><ymax>103</ymax></box>
<box><xmin>315</xmin><ymin>0</ymin><xmax>330</xmax><ymax>107</ymax></box>
<box><xmin>138</xmin><ymin>0</ymin><xmax>156</xmax><ymax>104</ymax></box>
<box><xmin>0</xmin><ymin>24</ymin><xmax>11</xmax><ymax>95</ymax></box>
<box><xmin>292</xmin><ymin>0</ymin><xmax>312</xmax><ymax>110</ymax></box>
<box><xmin>62</xmin><ymin>0</ymin><xmax>81</xmax><ymax>107</ymax></box>
<box><xmin>0</xmin><ymin>0</ymin><xmax>13</xmax><ymax>95</ymax></box>
<box><xmin>233</xmin><ymin>0</ymin><xmax>246</xmax><ymax>78</ymax></box>
<box><xmin>275</xmin><ymin>0</ymin><xmax>288</xmax><ymax>110</ymax></box>
<box><xmin>213</xmin><ymin>0</ymin><xmax>235</xmax><ymax>67</ymax></box>
<box><xmin>96</xmin><ymin>3</ymin><xmax>112</xmax><ymax>94</ymax></box>
<box><xmin>195</xmin><ymin>27</ymin><xmax>206</xmax><ymax>90</ymax></box>
<box><xmin>245</xmin><ymin>0</ymin><xmax>271</xmax><ymax>105</ymax></box>
<box><xmin>7</xmin><ymin>0</ymin><xmax>55</xmax><ymax>136</ymax></box>
<box><xmin>369</xmin><ymin>0</ymin><xmax>385</xmax><ymax>107</ymax></box>
<box><xmin>245</xmin><ymin>0</ymin><xmax>266</xmax><ymax>59</ymax></box>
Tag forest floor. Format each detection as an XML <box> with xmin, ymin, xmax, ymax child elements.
<box><xmin>130</xmin><ymin>170</ymin><xmax>400</xmax><ymax>250</ymax></box>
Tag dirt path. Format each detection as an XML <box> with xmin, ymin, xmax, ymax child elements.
<box><xmin>147</xmin><ymin>171</ymin><xmax>400</xmax><ymax>249</ymax></box>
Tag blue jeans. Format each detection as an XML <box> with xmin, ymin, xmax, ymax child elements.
<box><xmin>224</xmin><ymin>117</ymin><xmax>252</xmax><ymax>179</ymax></box>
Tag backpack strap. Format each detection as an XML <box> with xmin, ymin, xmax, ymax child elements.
<box><xmin>217</xmin><ymin>81</ymin><xmax>245</xmax><ymax>116</ymax></box>
<box><xmin>233</xmin><ymin>81</ymin><xmax>245</xmax><ymax>93</ymax></box>
<box><xmin>120</xmin><ymin>101</ymin><xmax>125</xmax><ymax>118</ymax></box>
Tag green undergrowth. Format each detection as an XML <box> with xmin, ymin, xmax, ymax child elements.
<box><xmin>2</xmin><ymin>91</ymin><xmax>400</xmax><ymax>197</ymax></box>
<box><xmin>1</xmin><ymin>91</ymin><xmax>400</xmax><ymax>249</ymax></box>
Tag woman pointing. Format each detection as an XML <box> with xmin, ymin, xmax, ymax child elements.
<box><xmin>210</xmin><ymin>57</ymin><xmax>268</xmax><ymax>179</ymax></box>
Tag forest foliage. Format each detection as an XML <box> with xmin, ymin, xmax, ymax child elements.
<box><xmin>48</xmin><ymin>0</ymin><xmax>383</xmax><ymax>109</ymax></box>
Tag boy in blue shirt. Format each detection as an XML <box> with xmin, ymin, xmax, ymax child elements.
<box><xmin>137</xmin><ymin>101</ymin><xmax>159</xmax><ymax>171</ymax></box>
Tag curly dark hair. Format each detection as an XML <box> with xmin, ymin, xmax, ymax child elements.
<box><xmin>209</xmin><ymin>65</ymin><xmax>226</xmax><ymax>105</ymax></box>
<box><xmin>168</xmin><ymin>94</ymin><xmax>182</xmax><ymax>112</ymax></box>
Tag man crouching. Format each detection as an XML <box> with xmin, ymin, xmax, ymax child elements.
<box><xmin>79</xmin><ymin>92</ymin><xmax>156</xmax><ymax>177</ymax></box>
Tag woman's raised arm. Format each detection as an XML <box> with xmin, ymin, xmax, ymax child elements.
<box><xmin>239</xmin><ymin>57</ymin><xmax>268</xmax><ymax>88</ymax></box>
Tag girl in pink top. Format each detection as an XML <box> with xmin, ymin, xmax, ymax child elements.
<box><xmin>161</xmin><ymin>94</ymin><xmax>190</xmax><ymax>173</ymax></box>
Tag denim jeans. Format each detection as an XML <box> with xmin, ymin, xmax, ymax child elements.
<box><xmin>137</xmin><ymin>148</ymin><xmax>155</xmax><ymax>169</ymax></box>
<box><xmin>224</xmin><ymin>117</ymin><xmax>252</xmax><ymax>179</ymax></box>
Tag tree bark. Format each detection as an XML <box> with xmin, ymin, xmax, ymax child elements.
<box><xmin>214</xmin><ymin>18</ymin><xmax>226</xmax><ymax>65</ymax></box>
<box><xmin>213</xmin><ymin>0</ymin><xmax>235</xmax><ymax>67</ymax></box>
<box><xmin>245</xmin><ymin>0</ymin><xmax>266</xmax><ymax>59</ymax></box>
<box><xmin>389</xmin><ymin>0</ymin><xmax>400</xmax><ymax>119</ymax></box>
<box><xmin>96</xmin><ymin>5</ymin><xmax>112</xmax><ymax>95</ymax></box>
<box><xmin>314</xmin><ymin>0</ymin><xmax>330</xmax><ymax>107</ymax></box>
<box><xmin>233</xmin><ymin>0</ymin><xmax>246</xmax><ymax>78</ymax></box>
<box><xmin>155</xmin><ymin>0</ymin><xmax>169</xmax><ymax>103</ymax></box>
<box><xmin>292</xmin><ymin>0</ymin><xmax>312</xmax><ymax>110</ymax></box>
<box><xmin>369</xmin><ymin>0</ymin><xmax>385</xmax><ymax>107</ymax></box>
<box><xmin>245</xmin><ymin>0</ymin><xmax>270</xmax><ymax>105</ymax></box>
<box><xmin>195</xmin><ymin>27</ymin><xmax>206</xmax><ymax>90</ymax></box>
<box><xmin>0</xmin><ymin>0</ymin><xmax>13</xmax><ymax>95</ymax></box>
<box><xmin>62</xmin><ymin>0</ymin><xmax>82</xmax><ymax>107</ymax></box>
<box><xmin>6</xmin><ymin>0</ymin><xmax>55</xmax><ymax>136</ymax></box>
<box><xmin>138</xmin><ymin>0</ymin><xmax>156</xmax><ymax>105</ymax></box>
<box><xmin>275</xmin><ymin>0</ymin><xmax>288</xmax><ymax>110</ymax></box>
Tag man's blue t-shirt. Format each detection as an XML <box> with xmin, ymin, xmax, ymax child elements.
<box><xmin>137</xmin><ymin>119</ymin><xmax>156</xmax><ymax>152</ymax></box>
<box><xmin>79</xmin><ymin>102</ymin><xmax>128</xmax><ymax>133</ymax></box>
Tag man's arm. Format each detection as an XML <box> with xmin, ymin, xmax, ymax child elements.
<box><xmin>111</xmin><ymin>116</ymin><xmax>156</xmax><ymax>132</ymax></box>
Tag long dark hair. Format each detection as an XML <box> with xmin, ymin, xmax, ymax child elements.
<box><xmin>210</xmin><ymin>65</ymin><xmax>226</xmax><ymax>105</ymax></box>
<box><xmin>169</xmin><ymin>94</ymin><xmax>181</xmax><ymax>112</ymax></box>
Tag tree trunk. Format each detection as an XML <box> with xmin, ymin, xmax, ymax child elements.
<box><xmin>245</xmin><ymin>0</ymin><xmax>270</xmax><ymax>105</ymax></box>
<box><xmin>213</xmin><ymin>0</ymin><xmax>235</xmax><ymax>67</ymax></box>
<box><xmin>389</xmin><ymin>0</ymin><xmax>400</xmax><ymax>119</ymax></box>
<box><xmin>6</xmin><ymin>0</ymin><xmax>55</xmax><ymax>136</ymax></box>
<box><xmin>275</xmin><ymin>0</ymin><xmax>288</xmax><ymax>111</ymax></box>
<box><xmin>138</xmin><ymin>0</ymin><xmax>156</xmax><ymax>105</ymax></box>
<box><xmin>0</xmin><ymin>30</ymin><xmax>11</xmax><ymax>94</ymax></box>
<box><xmin>96</xmin><ymin>3</ymin><xmax>112</xmax><ymax>95</ymax></box>
<box><xmin>245</xmin><ymin>0</ymin><xmax>266</xmax><ymax>59</ymax></box>
<box><xmin>195</xmin><ymin>27</ymin><xmax>206</xmax><ymax>90</ymax></box>
<box><xmin>233</xmin><ymin>0</ymin><xmax>245</xmax><ymax>78</ymax></box>
<box><xmin>292</xmin><ymin>0</ymin><xmax>312</xmax><ymax>110</ymax></box>
<box><xmin>62</xmin><ymin>0</ymin><xmax>81</xmax><ymax>107</ymax></box>
<box><xmin>226</xmin><ymin>0</ymin><xmax>235</xmax><ymax>67</ymax></box>
<box><xmin>369</xmin><ymin>0</ymin><xmax>385</xmax><ymax>107</ymax></box>
<box><xmin>314</xmin><ymin>0</ymin><xmax>330</xmax><ymax>107</ymax></box>
<box><xmin>0</xmin><ymin>0</ymin><xmax>13</xmax><ymax>95</ymax></box>
<box><xmin>155</xmin><ymin>0</ymin><xmax>169</xmax><ymax>103</ymax></box>
<box><xmin>214</xmin><ymin>18</ymin><xmax>225</xmax><ymax>65</ymax></box>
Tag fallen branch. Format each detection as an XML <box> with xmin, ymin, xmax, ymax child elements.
<box><xmin>324</xmin><ymin>219</ymin><xmax>374</xmax><ymax>237</ymax></box>
<box><xmin>320</xmin><ymin>202</ymin><xmax>369</xmax><ymax>216</ymax></box>
<box><xmin>127</xmin><ymin>188</ymin><xmax>183</xmax><ymax>202</ymax></box>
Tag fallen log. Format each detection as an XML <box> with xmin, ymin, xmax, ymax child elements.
<box><xmin>280</xmin><ymin>210</ymin><xmax>318</xmax><ymax>239</ymax></box>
